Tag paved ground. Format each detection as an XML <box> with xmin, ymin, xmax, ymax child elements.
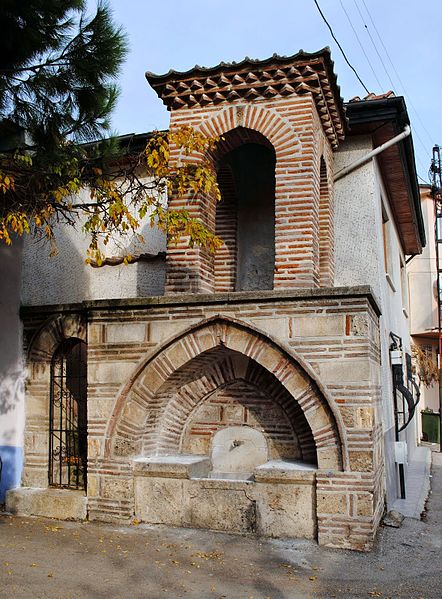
<box><xmin>1</xmin><ymin>455</ymin><xmax>441</xmax><ymax>599</ymax></box>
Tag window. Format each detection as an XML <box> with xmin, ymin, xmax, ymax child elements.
<box><xmin>49</xmin><ymin>339</ymin><xmax>87</xmax><ymax>490</ymax></box>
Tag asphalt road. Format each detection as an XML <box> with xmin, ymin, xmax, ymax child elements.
<box><xmin>0</xmin><ymin>455</ymin><xmax>441</xmax><ymax>599</ymax></box>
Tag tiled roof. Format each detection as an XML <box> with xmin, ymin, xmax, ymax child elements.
<box><xmin>146</xmin><ymin>48</ymin><xmax>347</xmax><ymax>147</ymax></box>
<box><xmin>348</xmin><ymin>91</ymin><xmax>395</xmax><ymax>103</ymax></box>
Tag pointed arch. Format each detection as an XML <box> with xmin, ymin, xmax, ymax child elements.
<box><xmin>105</xmin><ymin>316</ymin><xmax>347</xmax><ymax>471</ymax></box>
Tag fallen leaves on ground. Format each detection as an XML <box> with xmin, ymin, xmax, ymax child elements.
<box><xmin>192</xmin><ymin>551</ymin><xmax>224</xmax><ymax>561</ymax></box>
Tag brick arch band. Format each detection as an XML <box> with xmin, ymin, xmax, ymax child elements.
<box><xmin>27</xmin><ymin>314</ymin><xmax>87</xmax><ymax>363</ymax></box>
<box><xmin>196</xmin><ymin>104</ymin><xmax>301</xmax><ymax>158</ymax></box>
<box><xmin>105</xmin><ymin>316</ymin><xmax>347</xmax><ymax>471</ymax></box>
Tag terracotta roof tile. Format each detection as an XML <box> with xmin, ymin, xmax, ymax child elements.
<box><xmin>348</xmin><ymin>91</ymin><xmax>395</xmax><ymax>103</ymax></box>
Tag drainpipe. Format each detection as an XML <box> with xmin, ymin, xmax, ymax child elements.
<box><xmin>334</xmin><ymin>125</ymin><xmax>411</xmax><ymax>182</ymax></box>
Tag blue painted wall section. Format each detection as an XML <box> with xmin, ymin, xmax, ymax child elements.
<box><xmin>0</xmin><ymin>446</ymin><xmax>23</xmax><ymax>503</ymax></box>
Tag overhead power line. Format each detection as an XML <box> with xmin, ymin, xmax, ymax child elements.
<box><xmin>312</xmin><ymin>0</ymin><xmax>370</xmax><ymax>94</ymax></box>
<box><xmin>338</xmin><ymin>0</ymin><xmax>383</xmax><ymax>92</ymax></box>
<box><xmin>352</xmin><ymin>0</ymin><xmax>396</xmax><ymax>91</ymax></box>
<box><xmin>352</xmin><ymin>0</ymin><xmax>433</xmax><ymax>175</ymax></box>
<box><xmin>359</xmin><ymin>0</ymin><xmax>434</xmax><ymax>147</ymax></box>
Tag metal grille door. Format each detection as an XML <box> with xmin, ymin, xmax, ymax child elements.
<box><xmin>49</xmin><ymin>339</ymin><xmax>87</xmax><ymax>490</ymax></box>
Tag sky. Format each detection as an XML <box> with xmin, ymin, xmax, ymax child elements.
<box><xmin>91</xmin><ymin>0</ymin><xmax>442</xmax><ymax>183</ymax></box>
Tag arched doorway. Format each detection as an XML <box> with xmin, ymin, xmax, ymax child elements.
<box><xmin>49</xmin><ymin>338</ymin><xmax>87</xmax><ymax>490</ymax></box>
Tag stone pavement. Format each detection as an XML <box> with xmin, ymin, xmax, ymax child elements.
<box><xmin>0</xmin><ymin>455</ymin><xmax>441</xmax><ymax>599</ymax></box>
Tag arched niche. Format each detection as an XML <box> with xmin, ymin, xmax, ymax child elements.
<box><xmin>214</xmin><ymin>127</ymin><xmax>276</xmax><ymax>292</ymax></box>
<box><xmin>105</xmin><ymin>317</ymin><xmax>346</xmax><ymax>471</ymax></box>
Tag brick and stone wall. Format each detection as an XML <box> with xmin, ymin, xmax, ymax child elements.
<box><xmin>16</xmin><ymin>286</ymin><xmax>384</xmax><ymax>551</ymax></box>
<box><xmin>165</xmin><ymin>98</ymin><xmax>335</xmax><ymax>293</ymax></box>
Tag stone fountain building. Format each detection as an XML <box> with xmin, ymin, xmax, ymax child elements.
<box><xmin>4</xmin><ymin>49</ymin><xmax>425</xmax><ymax>551</ymax></box>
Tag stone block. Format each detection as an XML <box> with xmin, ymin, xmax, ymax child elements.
<box><xmin>318</xmin><ymin>360</ymin><xmax>371</xmax><ymax>384</ymax></box>
<box><xmin>88</xmin><ymin>398</ymin><xmax>114</xmax><ymax>420</ymax></box>
<box><xmin>122</xmin><ymin>401</ymin><xmax>147</xmax><ymax>426</ymax></box>
<box><xmin>86</xmin><ymin>474</ymin><xmax>99</xmax><ymax>498</ymax></box>
<box><xmin>291</xmin><ymin>315</ymin><xmax>345</xmax><ymax>338</ymax></box>
<box><xmin>88</xmin><ymin>324</ymin><xmax>103</xmax><ymax>345</ymax></box>
<box><xmin>189</xmin><ymin>483</ymin><xmax>257</xmax><ymax>533</ymax></box>
<box><xmin>150</xmin><ymin>319</ymin><xmax>198</xmax><ymax>343</ymax></box>
<box><xmin>349</xmin><ymin>450</ymin><xmax>374</xmax><ymax>472</ymax></box>
<box><xmin>195</xmin><ymin>404</ymin><xmax>220</xmax><ymax>422</ymax></box>
<box><xmin>102</xmin><ymin>476</ymin><xmax>132</xmax><ymax>500</ymax></box>
<box><xmin>257</xmin><ymin>345</ymin><xmax>285</xmax><ymax>374</ymax></box>
<box><xmin>316</xmin><ymin>446</ymin><xmax>341</xmax><ymax>470</ymax></box>
<box><xmin>350</xmin><ymin>314</ymin><xmax>369</xmax><ymax>337</ymax></box>
<box><xmin>340</xmin><ymin>406</ymin><xmax>356</xmax><ymax>427</ymax></box>
<box><xmin>254</xmin><ymin>459</ymin><xmax>316</xmax><ymax>480</ymax></box>
<box><xmin>106</xmin><ymin>323</ymin><xmax>147</xmax><ymax>344</ymax></box>
<box><xmin>225</xmin><ymin>328</ymin><xmax>251</xmax><ymax>354</ymax></box>
<box><xmin>317</xmin><ymin>492</ymin><xmax>347</xmax><ymax>515</ymax></box>
<box><xmin>357</xmin><ymin>493</ymin><xmax>374</xmax><ymax>516</ymax></box>
<box><xmin>283</xmin><ymin>369</ymin><xmax>310</xmax><ymax>397</ymax></box>
<box><xmin>113</xmin><ymin>436</ymin><xmax>140</xmax><ymax>457</ymax></box>
<box><xmin>162</xmin><ymin>341</ymin><xmax>192</xmax><ymax>371</ymax></box>
<box><xmin>140</xmin><ymin>366</ymin><xmax>166</xmax><ymax>394</ymax></box>
<box><xmin>307</xmin><ymin>405</ymin><xmax>330</xmax><ymax>430</ymax></box>
<box><xmin>256</xmin><ymin>483</ymin><xmax>316</xmax><ymax>538</ymax></box>
<box><xmin>222</xmin><ymin>405</ymin><xmax>244</xmax><ymax>423</ymax></box>
<box><xmin>89</xmin><ymin>361</ymin><xmax>136</xmax><ymax>384</ymax></box>
<box><xmin>357</xmin><ymin>407</ymin><xmax>373</xmax><ymax>428</ymax></box>
<box><xmin>251</xmin><ymin>317</ymin><xmax>288</xmax><ymax>340</ymax></box>
<box><xmin>22</xmin><ymin>468</ymin><xmax>48</xmax><ymax>489</ymax></box>
<box><xmin>184</xmin><ymin>435</ymin><xmax>211</xmax><ymax>455</ymax></box>
<box><xmin>134</xmin><ymin>477</ymin><xmax>186</xmax><ymax>525</ymax></box>
<box><xmin>6</xmin><ymin>487</ymin><xmax>87</xmax><ymax>520</ymax></box>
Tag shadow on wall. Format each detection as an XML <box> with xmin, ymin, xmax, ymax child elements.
<box><xmin>135</xmin><ymin>219</ymin><xmax>167</xmax><ymax>297</ymax></box>
<box><xmin>21</xmin><ymin>225</ymin><xmax>91</xmax><ymax>305</ymax></box>
<box><xmin>0</xmin><ymin>371</ymin><xmax>24</xmax><ymax>418</ymax></box>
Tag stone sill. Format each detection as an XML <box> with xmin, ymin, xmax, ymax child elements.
<box><xmin>133</xmin><ymin>455</ymin><xmax>210</xmax><ymax>479</ymax></box>
<box><xmin>21</xmin><ymin>284</ymin><xmax>381</xmax><ymax>317</ymax></box>
<box><xmin>132</xmin><ymin>456</ymin><xmax>317</xmax><ymax>485</ymax></box>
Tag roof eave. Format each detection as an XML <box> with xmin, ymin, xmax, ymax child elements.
<box><xmin>345</xmin><ymin>97</ymin><xmax>426</xmax><ymax>252</ymax></box>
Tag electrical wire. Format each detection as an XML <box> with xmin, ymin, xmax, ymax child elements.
<box><xmin>354</xmin><ymin>0</ymin><xmax>433</xmax><ymax>175</ymax></box>
<box><xmin>312</xmin><ymin>0</ymin><xmax>370</xmax><ymax>94</ymax></box>
<box><xmin>313</xmin><ymin>0</ymin><xmax>431</xmax><ymax>179</ymax></box>
<box><xmin>338</xmin><ymin>0</ymin><xmax>383</xmax><ymax>92</ymax></box>
<box><xmin>360</xmin><ymin>0</ymin><xmax>434</xmax><ymax>147</ymax></box>
<box><xmin>352</xmin><ymin>0</ymin><xmax>396</xmax><ymax>91</ymax></box>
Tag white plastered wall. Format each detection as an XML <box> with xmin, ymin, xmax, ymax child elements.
<box><xmin>0</xmin><ymin>240</ymin><xmax>25</xmax><ymax>501</ymax></box>
<box><xmin>334</xmin><ymin>136</ymin><xmax>417</xmax><ymax>508</ymax></box>
<box><xmin>21</xmin><ymin>184</ymin><xmax>167</xmax><ymax>306</ymax></box>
